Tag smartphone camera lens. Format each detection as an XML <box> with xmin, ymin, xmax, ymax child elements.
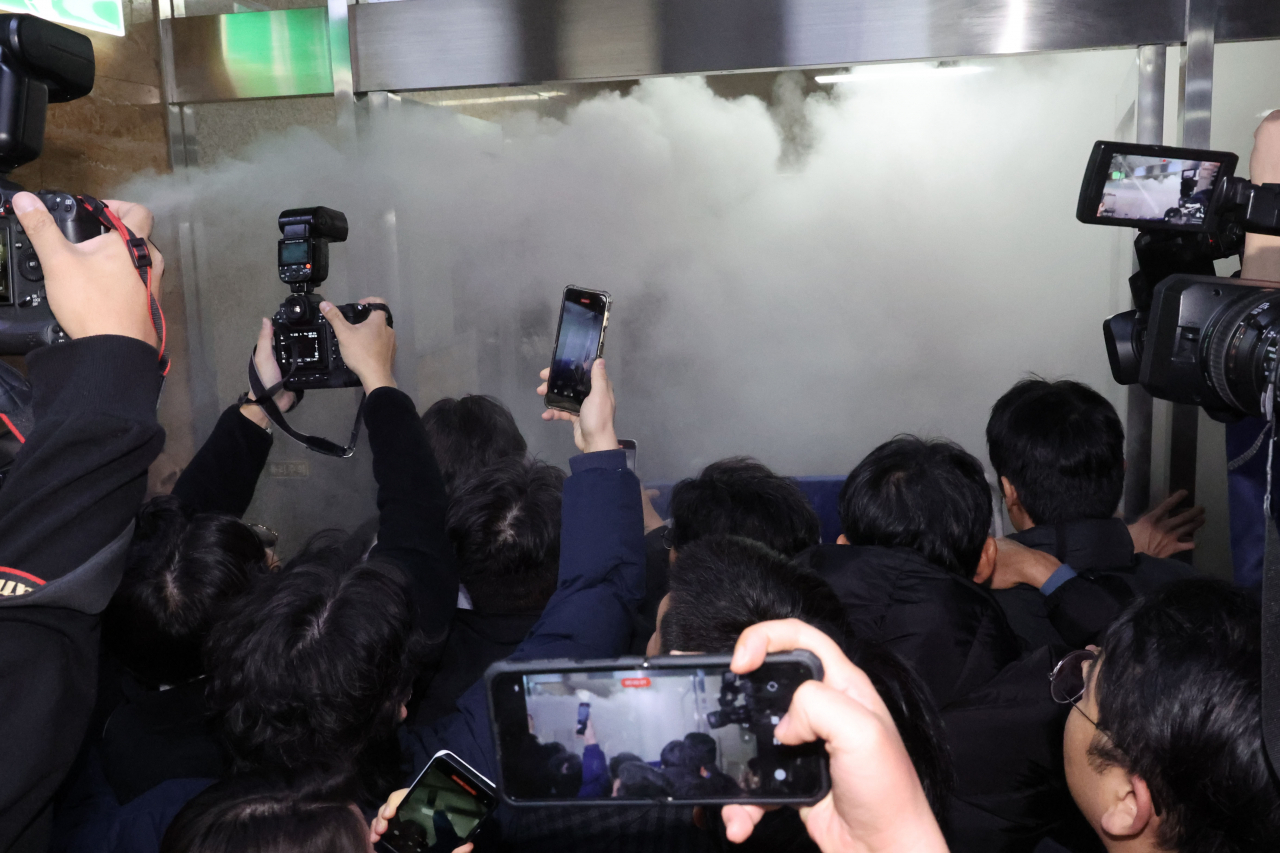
<box><xmin>767</xmin><ymin>681</ymin><xmax>778</xmax><ymax>693</ymax></box>
<box><xmin>773</xmin><ymin>768</ymin><xmax>788</xmax><ymax>781</ymax></box>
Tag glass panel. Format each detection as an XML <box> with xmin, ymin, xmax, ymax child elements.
<box><xmin>130</xmin><ymin>51</ymin><xmax>1145</xmax><ymax>553</ymax></box>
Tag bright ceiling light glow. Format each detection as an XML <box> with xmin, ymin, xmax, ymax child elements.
<box><xmin>815</xmin><ymin>64</ymin><xmax>987</xmax><ymax>84</ymax></box>
<box><xmin>430</xmin><ymin>91</ymin><xmax>566</xmax><ymax>107</ymax></box>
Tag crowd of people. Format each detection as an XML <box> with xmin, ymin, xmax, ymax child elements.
<box><xmin>6</xmin><ymin>118</ymin><xmax>1280</xmax><ymax>853</ymax></box>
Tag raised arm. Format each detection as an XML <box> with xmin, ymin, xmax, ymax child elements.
<box><xmin>0</xmin><ymin>195</ymin><xmax>166</xmax><ymax>851</ymax></box>
<box><xmin>321</xmin><ymin>298</ymin><xmax>458</xmax><ymax>644</ymax></box>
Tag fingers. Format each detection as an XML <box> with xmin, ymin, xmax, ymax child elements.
<box><xmin>721</xmin><ymin>804</ymin><xmax>766</xmax><ymax>844</ymax></box>
<box><xmin>540</xmin><ymin>367</ymin><xmax>550</xmax><ymax>380</ymax></box>
<box><xmin>732</xmin><ymin>619</ymin><xmax>879</xmax><ymax>707</ymax></box>
<box><xmin>319</xmin><ymin>301</ymin><xmax>353</xmax><ymax>335</ymax></box>
<box><xmin>645</xmin><ymin>489</ymin><xmax>660</xmax><ymax>499</ymax></box>
<box><xmin>1149</xmin><ymin>490</ymin><xmax>1188</xmax><ymax>519</ymax></box>
<box><xmin>101</xmin><ymin>199</ymin><xmax>154</xmax><ymax>239</ymax></box>
<box><xmin>773</xmin><ymin>679</ymin><xmax>878</xmax><ymax>748</ymax></box>
<box><xmin>358</xmin><ymin>296</ymin><xmax>388</xmax><ymax>305</ymax></box>
<box><xmin>12</xmin><ymin>192</ymin><xmax>71</xmax><ymax>263</ymax></box>
<box><xmin>369</xmin><ymin>788</ymin><xmax>409</xmax><ymax>843</ymax></box>
<box><xmin>590</xmin><ymin>357</ymin><xmax>610</xmax><ymax>391</ymax></box>
<box><xmin>255</xmin><ymin>317</ymin><xmax>272</xmax><ymax>357</ymax></box>
<box><xmin>452</xmin><ymin>845</ymin><xmax>475</xmax><ymax>853</ymax></box>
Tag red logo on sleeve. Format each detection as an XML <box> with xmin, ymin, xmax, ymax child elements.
<box><xmin>0</xmin><ymin>566</ymin><xmax>45</xmax><ymax>598</ymax></box>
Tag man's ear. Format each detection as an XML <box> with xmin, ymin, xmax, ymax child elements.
<box><xmin>1099</xmin><ymin>770</ymin><xmax>1157</xmax><ymax>839</ymax></box>
<box><xmin>1000</xmin><ymin>476</ymin><xmax>1018</xmax><ymax>508</ymax></box>
<box><xmin>972</xmin><ymin>537</ymin><xmax>998</xmax><ymax>585</ymax></box>
<box><xmin>836</xmin><ymin>533</ymin><xmax>850</xmax><ymax>546</ymax></box>
<box><xmin>1001</xmin><ymin>476</ymin><xmax>1036</xmax><ymax>531</ymax></box>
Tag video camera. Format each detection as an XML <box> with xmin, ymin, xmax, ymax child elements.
<box><xmin>1078</xmin><ymin>141</ymin><xmax>1280</xmax><ymax>420</ymax></box>
<box><xmin>270</xmin><ymin>206</ymin><xmax>391</xmax><ymax>390</ymax></box>
<box><xmin>0</xmin><ymin>15</ymin><xmax>106</xmax><ymax>354</ymax></box>
<box><xmin>706</xmin><ymin>671</ymin><xmax>756</xmax><ymax>729</ymax></box>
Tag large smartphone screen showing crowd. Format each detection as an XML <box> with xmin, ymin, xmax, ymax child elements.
<box><xmin>1098</xmin><ymin>154</ymin><xmax>1224</xmax><ymax>226</ymax></box>
<box><xmin>490</xmin><ymin>655</ymin><xmax>828</xmax><ymax>805</ymax></box>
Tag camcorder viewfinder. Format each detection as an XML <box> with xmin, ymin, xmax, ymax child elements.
<box><xmin>1080</xmin><ymin>141</ymin><xmax>1280</xmax><ymax>420</ymax></box>
<box><xmin>486</xmin><ymin>652</ymin><xmax>828</xmax><ymax>807</ymax></box>
<box><xmin>270</xmin><ymin>206</ymin><xmax>392</xmax><ymax>391</ymax></box>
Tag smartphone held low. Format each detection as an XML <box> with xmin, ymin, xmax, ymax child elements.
<box><xmin>486</xmin><ymin>652</ymin><xmax>829</xmax><ymax>807</ymax></box>
<box><xmin>378</xmin><ymin>751</ymin><xmax>497</xmax><ymax>853</ymax></box>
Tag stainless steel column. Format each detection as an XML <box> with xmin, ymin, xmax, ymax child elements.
<box><xmin>1125</xmin><ymin>44</ymin><xmax>1167</xmax><ymax>520</ymax></box>
<box><xmin>1167</xmin><ymin>0</ymin><xmax>1217</xmax><ymax>505</ymax></box>
<box><xmin>329</xmin><ymin>0</ymin><xmax>357</xmax><ymax>143</ymax></box>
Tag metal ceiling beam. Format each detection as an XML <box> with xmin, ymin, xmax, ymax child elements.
<box><xmin>162</xmin><ymin>0</ymin><xmax>1280</xmax><ymax>103</ymax></box>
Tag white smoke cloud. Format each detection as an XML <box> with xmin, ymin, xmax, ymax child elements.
<box><xmin>120</xmin><ymin>49</ymin><xmax>1140</xmax><ymax>542</ymax></box>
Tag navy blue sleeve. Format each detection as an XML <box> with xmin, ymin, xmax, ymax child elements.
<box><xmin>401</xmin><ymin>448</ymin><xmax>645</xmax><ymax>782</ymax></box>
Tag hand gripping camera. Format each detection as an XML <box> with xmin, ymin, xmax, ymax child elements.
<box><xmin>271</xmin><ymin>206</ymin><xmax>392</xmax><ymax>390</ymax></box>
<box><xmin>0</xmin><ymin>15</ymin><xmax>132</xmax><ymax>354</ymax></box>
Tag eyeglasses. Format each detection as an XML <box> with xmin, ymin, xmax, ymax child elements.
<box><xmin>1050</xmin><ymin>648</ymin><xmax>1100</xmax><ymax>728</ymax></box>
<box><xmin>661</xmin><ymin>526</ymin><xmax>676</xmax><ymax>550</ymax></box>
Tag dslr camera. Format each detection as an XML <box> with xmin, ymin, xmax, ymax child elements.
<box><xmin>271</xmin><ymin>206</ymin><xmax>391</xmax><ymax>390</ymax></box>
<box><xmin>0</xmin><ymin>15</ymin><xmax>106</xmax><ymax>354</ymax></box>
<box><xmin>1077</xmin><ymin>140</ymin><xmax>1280</xmax><ymax>420</ymax></box>
<box><xmin>706</xmin><ymin>671</ymin><xmax>756</xmax><ymax>729</ymax></box>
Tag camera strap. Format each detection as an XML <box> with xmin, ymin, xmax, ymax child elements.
<box><xmin>77</xmin><ymin>196</ymin><xmax>169</xmax><ymax>376</ymax></box>
<box><xmin>246</xmin><ymin>351</ymin><xmax>364</xmax><ymax>458</ymax></box>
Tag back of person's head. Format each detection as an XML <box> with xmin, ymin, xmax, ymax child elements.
<box><xmin>659</xmin><ymin>535</ymin><xmax>847</xmax><ymax>654</ymax></box>
<box><xmin>421</xmin><ymin>394</ymin><xmax>527</xmax><ymax>494</ymax></box>
<box><xmin>682</xmin><ymin>733</ymin><xmax>717</xmax><ymax>771</ymax></box>
<box><xmin>609</xmin><ymin>752</ymin><xmax>643</xmax><ymax>780</ymax></box>
<box><xmin>1089</xmin><ymin>579</ymin><xmax>1280</xmax><ymax>852</ymax></box>
<box><xmin>669</xmin><ymin>457</ymin><xmax>820</xmax><ymax>556</ymax></box>
<box><xmin>160</xmin><ymin>776</ymin><xmax>367</xmax><ymax>853</ymax></box>
<box><xmin>839</xmin><ymin>435</ymin><xmax>991</xmax><ymax>577</ymax></box>
<box><xmin>446</xmin><ymin>457</ymin><xmax>565</xmax><ymax>613</ymax></box>
<box><xmin>659</xmin><ymin>740</ymin><xmax>685</xmax><ymax>769</ymax></box>
<box><xmin>548</xmin><ymin>751</ymin><xmax>583</xmax><ymax>796</ymax></box>
<box><xmin>205</xmin><ymin>535</ymin><xmax>419</xmax><ymax>805</ymax></box>
<box><xmin>657</xmin><ymin>535</ymin><xmax>954</xmax><ymax>817</ymax></box>
<box><xmin>105</xmin><ymin>495</ymin><xmax>267</xmax><ymax>686</ymax></box>
<box><xmin>618</xmin><ymin>761</ymin><xmax>674</xmax><ymax>798</ymax></box>
<box><xmin>986</xmin><ymin>377</ymin><xmax>1124</xmax><ymax>525</ymax></box>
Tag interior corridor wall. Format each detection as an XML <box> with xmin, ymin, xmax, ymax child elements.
<box><xmin>124</xmin><ymin>49</ymin><xmax>1165</xmax><ymax>561</ymax></box>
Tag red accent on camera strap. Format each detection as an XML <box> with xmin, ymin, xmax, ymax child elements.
<box><xmin>80</xmin><ymin>196</ymin><xmax>169</xmax><ymax>376</ymax></box>
<box><xmin>0</xmin><ymin>413</ymin><xmax>23</xmax><ymax>443</ymax></box>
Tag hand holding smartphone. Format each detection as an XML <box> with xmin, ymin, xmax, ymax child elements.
<box><xmin>486</xmin><ymin>653</ymin><xmax>828</xmax><ymax>806</ymax></box>
<box><xmin>374</xmin><ymin>751</ymin><xmax>497</xmax><ymax>853</ymax></box>
<box><xmin>544</xmin><ymin>287</ymin><xmax>611</xmax><ymax>415</ymax></box>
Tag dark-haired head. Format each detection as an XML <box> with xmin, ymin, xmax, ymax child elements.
<box><xmin>669</xmin><ymin>457</ymin><xmax>820</xmax><ymax>556</ymax></box>
<box><xmin>204</xmin><ymin>543</ymin><xmax>419</xmax><ymax>806</ymax></box>
<box><xmin>682</xmin><ymin>733</ymin><xmax>717</xmax><ymax>771</ymax></box>
<box><xmin>659</xmin><ymin>740</ymin><xmax>685</xmax><ymax>769</ymax></box>
<box><xmin>609</xmin><ymin>752</ymin><xmax>643</xmax><ymax>780</ymax></box>
<box><xmin>653</xmin><ymin>535</ymin><xmax>953</xmax><ymax>818</ymax></box>
<box><xmin>1069</xmin><ymin>579</ymin><xmax>1280</xmax><ymax>853</ymax></box>
<box><xmin>986</xmin><ymin>378</ymin><xmax>1124</xmax><ymax>526</ymax></box>
<box><xmin>106</xmin><ymin>495</ymin><xmax>267</xmax><ymax>686</ymax></box>
<box><xmin>447</xmin><ymin>457</ymin><xmax>565</xmax><ymax>613</ymax></box>
<box><xmin>617</xmin><ymin>762</ymin><xmax>674</xmax><ymax>799</ymax></box>
<box><xmin>548</xmin><ymin>751</ymin><xmax>583</xmax><ymax>797</ymax></box>
<box><xmin>160</xmin><ymin>775</ymin><xmax>369</xmax><ymax>853</ymax></box>
<box><xmin>421</xmin><ymin>394</ymin><xmax>527</xmax><ymax>495</ymax></box>
<box><xmin>838</xmin><ymin>435</ymin><xmax>993</xmax><ymax>578</ymax></box>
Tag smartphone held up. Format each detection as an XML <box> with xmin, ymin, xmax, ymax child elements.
<box><xmin>486</xmin><ymin>653</ymin><xmax>829</xmax><ymax>807</ymax></box>
<box><xmin>544</xmin><ymin>286</ymin><xmax>611</xmax><ymax>415</ymax></box>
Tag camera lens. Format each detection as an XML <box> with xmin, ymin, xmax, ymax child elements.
<box><xmin>1203</xmin><ymin>288</ymin><xmax>1280</xmax><ymax>416</ymax></box>
<box><xmin>282</xmin><ymin>294</ymin><xmax>312</xmax><ymax>326</ymax></box>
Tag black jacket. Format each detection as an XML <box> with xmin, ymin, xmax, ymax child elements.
<box><xmin>802</xmin><ymin>544</ymin><xmax>1073</xmax><ymax>853</ymax></box>
<box><xmin>0</xmin><ymin>337</ymin><xmax>165</xmax><ymax>852</ymax></box>
<box><xmin>410</xmin><ymin>609</ymin><xmax>539</xmax><ymax>726</ymax></box>
<box><xmin>97</xmin><ymin>403</ymin><xmax>273</xmax><ymax>804</ymax></box>
<box><xmin>996</xmin><ymin>518</ymin><xmax>1198</xmax><ymax>649</ymax></box>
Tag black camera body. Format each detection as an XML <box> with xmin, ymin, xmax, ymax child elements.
<box><xmin>271</xmin><ymin>206</ymin><xmax>392</xmax><ymax>391</ymax></box>
<box><xmin>707</xmin><ymin>671</ymin><xmax>757</xmax><ymax>729</ymax></box>
<box><xmin>0</xmin><ymin>15</ymin><xmax>98</xmax><ymax>355</ymax></box>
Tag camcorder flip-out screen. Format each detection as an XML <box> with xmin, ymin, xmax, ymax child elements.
<box><xmin>1077</xmin><ymin>141</ymin><xmax>1238</xmax><ymax>232</ymax></box>
<box><xmin>487</xmin><ymin>653</ymin><xmax>828</xmax><ymax>807</ymax></box>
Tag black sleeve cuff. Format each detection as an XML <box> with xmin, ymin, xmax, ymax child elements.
<box><xmin>26</xmin><ymin>336</ymin><xmax>163</xmax><ymax>422</ymax></box>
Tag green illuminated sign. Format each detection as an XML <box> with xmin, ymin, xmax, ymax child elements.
<box><xmin>219</xmin><ymin>8</ymin><xmax>332</xmax><ymax>99</ymax></box>
<box><xmin>0</xmin><ymin>0</ymin><xmax>125</xmax><ymax>37</ymax></box>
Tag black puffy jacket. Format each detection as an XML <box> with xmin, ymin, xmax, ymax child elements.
<box><xmin>801</xmin><ymin>544</ymin><xmax>1077</xmax><ymax>853</ymax></box>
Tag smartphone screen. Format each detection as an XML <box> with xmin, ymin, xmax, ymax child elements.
<box><xmin>380</xmin><ymin>751</ymin><xmax>498</xmax><ymax>853</ymax></box>
<box><xmin>1077</xmin><ymin>141</ymin><xmax>1238</xmax><ymax>231</ymax></box>
<box><xmin>545</xmin><ymin>287</ymin><xmax>610</xmax><ymax>414</ymax></box>
<box><xmin>488</xmin><ymin>653</ymin><xmax>827</xmax><ymax>805</ymax></box>
<box><xmin>618</xmin><ymin>439</ymin><xmax>637</xmax><ymax>472</ymax></box>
